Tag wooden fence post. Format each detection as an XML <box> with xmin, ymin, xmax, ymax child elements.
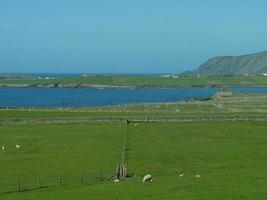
<box><xmin>80</xmin><ymin>171</ymin><xmax>83</xmax><ymax>183</ymax></box>
<box><xmin>122</xmin><ymin>164</ymin><xmax>127</xmax><ymax>178</ymax></box>
<box><xmin>17</xmin><ymin>176</ymin><xmax>21</xmax><ymax>192</ymax></box>
<box><xmin>100</xmin><ymin>170</ymin><xmax>102</xmax><ymax>182</ymax></box>
<box><xmin>119</xmin><ymin>165</ymin><xmax>123</xmax><ymax>179</ymax></box>
<box><xmin>38</xmin><ymin>175</ymin><xmax>41</xmax><ymax>188</ymax></box>
<box><xmin>116</xmin><ymin>165</ymin><xmax>120</xmax><ymax>180</ymax></box>
<box><xmin>59</xmin><ymin>175</ymin><xmax>62</xmax><ymax>185</ymax></box>
<box><xmin>124</xmin><ymin>164</ymin><xmax>127</xmax><ymax>177</ymax></box>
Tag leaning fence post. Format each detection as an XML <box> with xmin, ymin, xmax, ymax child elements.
<box><xmin>17</xmin><ymin>176</ymin><xmax>21</xmax><ymax>192</ymax></box>
<box><xmin>38</xmin><ymin>175</ymin><xmax>41</xmax><ymax>188</ymax></box>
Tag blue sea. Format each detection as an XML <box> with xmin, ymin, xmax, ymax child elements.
<box><xmin>0</xmin><ymin>87</ymin><xmax>267</xmax><ymax>108</ymax></box>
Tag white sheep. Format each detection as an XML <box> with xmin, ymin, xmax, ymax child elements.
<box><xmin>2</xmin><ymin>146</ymin><xmax>4</xmax><ymax>150</ymax></box>
<box><xmin>195</xmin><ymin>174</ymin><xmax>201</xmax><ymax>178</ymax></box>
<box><xmin>16</xmin><ymin>145</ymin><xmax>20</xmax><ymax>149</ymax></box>
<box><xmin>179</xmin><ymin>174</ymin><xmax>184</xmax><ymax>177</ymax></box>
<box><xmin>143</xmin><ymin>174</ymin><xmax>153</xmax><ymax>183</ymax></box>
<box><xmin>113</xmin><ymin>179</ymin><xmax>119</xmax><ymax>183</ymax></box>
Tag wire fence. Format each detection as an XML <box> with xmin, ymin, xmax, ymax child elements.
<box><xmin>0</xmin><ymin>122</ymin><xmax>131</xmax><ymax>195</ymax></box>
<box><xmin>0</xmin><ymin>170</ymin><xmax>114</xmax><ymax>194</ymax></box>
<box><xmin>1</xmin><ymin>115</ymin><xmax>267</xmax><ymax>125</ymax></box>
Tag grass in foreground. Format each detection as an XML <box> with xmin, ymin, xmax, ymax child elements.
<box><xmin>1</xmin><ymin>121</ymin><xmax>266</xmax><ymax>199</ymax></box>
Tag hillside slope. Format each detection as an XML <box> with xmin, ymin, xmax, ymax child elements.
<box><xmin>185</xmin><ymin>51</ymin><xmax>267</xmax><ymax>75</ymax></box>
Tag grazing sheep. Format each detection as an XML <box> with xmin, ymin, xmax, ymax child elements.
<box><xmin>15</xmin><ymin>145</ymin><xmax>20</xmax><ymax>149</ymax></box>
<box><xmin>2</xmin><ymin>146</ymin><xmax>4</xmax><ymax>150</ymax></box>
<box><xmin>195</xmin><ymin>174</ymin><xmax>201</xmax><ymax>178</ymax></box>
<box><xmin>179</xmin><ymin>174</ymin><xmax>184</xmax><ymax>177</ymax></box>
<box><xmin>143</xmin><ymin>174</ymin><xmax>153</xmax><ymax>183</ymax></box>
<box><xmin>113</xmin><ymin>179</ymin><xmax>119</xmax><ymax>183</ymax></box>
<box><xmin>134</xmin><ymin>123</ymin><xmax>138</xmax><ymax>126</ymax></box>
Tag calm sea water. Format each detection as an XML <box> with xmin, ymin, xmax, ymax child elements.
<box><xmin>0</xmin><ymin>87</ymin><xmax>267</xmax><ymax>108</ymax></box>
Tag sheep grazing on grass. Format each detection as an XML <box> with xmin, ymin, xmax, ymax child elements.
<box><xmin>134</xmin><ymin>123</ymin><xmax>138</xmax><ymax>126</ymax></box>
<box><xmin>179</xmin><ymin>174</ymin><xmax>184</xmax><ymax>177</ymax></box>
<box><xmin>2</xmin><ymin>146</ymin><xmax>4</xmax><ymax>151</ymax></box>
<box><xmin>143</xmin><ymin>174</ymin><xmax>153</xmax><ymax>183</ymax></box>
<box><xmin>195</xmin><ymin>175</ymin><xmax>201</xmax><ymax>178</ymax></box>
<box><xmin>113</xmin><ymin>179</ymin><xmax>119</xmax><ymax>183</ymax></box>
<box><xmin>15</xmin><ymin>145</ymin><xmax>20</xmax><ymax>149</ymax></box>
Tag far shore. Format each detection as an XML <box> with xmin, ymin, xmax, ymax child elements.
<box><xmin>1</xmin><ymin>75</ymin><xmax>267</xmax><ymax>88</ymax></box>
<box><xmin>1</xmin><ymin>83</ymin><xmax>267</xmax><ymax>89</ymax></box>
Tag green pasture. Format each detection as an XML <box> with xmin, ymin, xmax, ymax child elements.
<box><xmin>1</xmin><ymin>121</ymin><xmax>266</xmax><ymax>199</ymax></box>
<box><xmin>0</xmin><ymin>124</ymin><xmax>124</xmax><ymax>193</ymax></box>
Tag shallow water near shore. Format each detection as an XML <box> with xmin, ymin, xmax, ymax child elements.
<box><xmin>0</xmin><ymin>87</ymin><xmax>267</xmax><ymax>108</ymax></box>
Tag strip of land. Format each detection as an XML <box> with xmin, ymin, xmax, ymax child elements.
<box><xmin>1</xmin><ymin>75</ymin><xmax>267</xmax><ymax>88</ymax></box>
<box><xmin>1</xmin><ymin>93</ymin><xmax>267</xmax><ymax>124</ymax></box>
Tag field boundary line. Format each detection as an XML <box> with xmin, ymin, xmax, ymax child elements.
<box><xmin>1</xmin><ymin>115</ymin><xmax>267</xmax><ymax>125</ymax></box>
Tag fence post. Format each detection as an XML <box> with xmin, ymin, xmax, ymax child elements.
<box><xmin>116</xmin><ymin>165</ymin><xmax>120</xmax><ymax>180</ymax></box>
<box><xmin>124</xmin><ymin>164</ymin><xmax>127</xmax><ymax>177</ymax></box>
<box><xmin>80</xmin><ymin>171</ymin><xmax>83</xmax><ymax>183</ymax></box>
<box><xmin>38</xmin><ymin>175</ymin><xmax>41</xmax><ymax>188</ymax></box>
<box><xmin>121</xmin><ymin>164</ymin><xmax>127</xmax><ymax>178</ymax></box>
<box><xmin>119</xmin><ymin>165</ymin><xmax>123</xmax><ymax>179</ymax></box>
<box><xmin>17</xmin><ymin>176</ymin><xmax>21</xmax><ymax>192</ymax></box>
<box><xmin>100</xmin><ymin>170</ymin><xmax>102</xmax><ymax>182</ymax></box>
<box><xmin>59</xmin><ymin>175</ymin><xmax>62</xmax><ymax>185</ymax></box>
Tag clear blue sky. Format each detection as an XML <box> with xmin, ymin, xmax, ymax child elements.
<box><xmin>0</xmin><ymin>0</ymin><xmax>267</xmax><ymax>74</ymax></box>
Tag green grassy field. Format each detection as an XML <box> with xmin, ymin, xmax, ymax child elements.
<box><xmin>1</xmin><ymin>75</ymin><xmax>267</xmax><ymax>87</ymax></box>
<box><xmin>0</xmin><ymin>124</ymin><xmax>124</xmax><ymax>194</ymax></box>
<box><xmin>1</xmin><ymin>122</ymin><xmax>267</xmax><ymax>199</ymax></box>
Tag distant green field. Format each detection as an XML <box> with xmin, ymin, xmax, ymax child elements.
<box><xmin>1</xmin><ymin>122</ymin><xmax>267</xmax><ymax>199</ymax></box>
<box><xmin>1</xmin><ymin>75</ymin><xmax>267</xmax><ymax>87</ymax></box>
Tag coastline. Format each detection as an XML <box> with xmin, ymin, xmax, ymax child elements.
<box><xmin>1</xmin><ymin>83</ymin><xmax>267</xmax><ymax>89</ymax></box>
